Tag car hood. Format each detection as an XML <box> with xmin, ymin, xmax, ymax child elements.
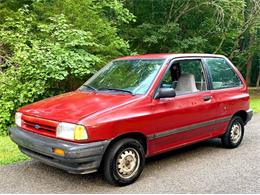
<box><xmin>19</xmin><ymin>91</ymin><xmax>140</xmax><ymax>123</ymax></box>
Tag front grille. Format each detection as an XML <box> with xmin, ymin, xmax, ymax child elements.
<box><xmin>21</xmin><ymin>115</ymin><xmax>58</xmax><ymax>138</ymax></box>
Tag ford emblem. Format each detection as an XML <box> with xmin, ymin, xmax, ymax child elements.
<box><xmin>35</xmin><ymin>124</ymin><xmax>40</xmax><ymax>129</ymax></box>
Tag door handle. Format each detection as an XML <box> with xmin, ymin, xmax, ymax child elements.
<box><xmin>203</xmin><ymin>96</ymin><xmax>212</xmax><ymax>101</ymax></box>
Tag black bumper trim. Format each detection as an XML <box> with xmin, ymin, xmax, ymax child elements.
<box><xmin>246</xmin><ymin>109</ymin><xmax>253</xmax><ymax>124</ymax></box>
<box><xmin>9</xmin><ymin>127</ymin><xmax>110</xmax><ymax>174</ymax></box>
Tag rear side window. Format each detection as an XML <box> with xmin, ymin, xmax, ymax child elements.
<box><xmin>205</xmin><ymin>58</ymin><xmax>242</xmax><ymax>89</ymax></box>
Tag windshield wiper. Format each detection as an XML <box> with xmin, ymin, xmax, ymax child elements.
<box><xmin>82</xmin><ymin>84</ymin><xmax>97</xmax><ymax>91</ymax></box>
<box><xmin>98</xmin><ymin>88</ymin><xmax>133</xmax><ymax>95</ymax></box>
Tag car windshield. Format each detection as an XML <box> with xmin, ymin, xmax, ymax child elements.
<box><xmin>79</xmin><ymin>58</ymin><xmax>165</xmax><ymax>95</ymax></box>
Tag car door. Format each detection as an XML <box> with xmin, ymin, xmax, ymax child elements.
<box><xmin>149</xmin><ymin>58</ymin><xmax>219</xmax><ymax>155</ymax></box>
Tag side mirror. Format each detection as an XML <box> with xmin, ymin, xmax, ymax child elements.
<box><xmin>154</xmin><ymin>88</ymin><xmax>176</xmax><ymax>99</ymax></box>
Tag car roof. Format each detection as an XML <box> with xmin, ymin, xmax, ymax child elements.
<box><xmin>116</xmin><ymin>53</ymin><xmax>225</xmax><ymax>60</ymax></box>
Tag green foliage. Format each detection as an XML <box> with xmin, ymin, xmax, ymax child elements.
<box><xmin>123</xmin><ymin>0</ymin><xmax>247</xmax><ymax>54</ymax></box>
<box><xmin>0</xmin><ymin>2</ymin><xmax>133</xmax><ymax>135</ymax></box>
<box><xmin>0</xmin><ymin>9</ymin><xmax>98</xmax><ymax>134</ymax></box>
<box><xmin>123</xmin><ymin>0</ymin><xmax>260</xmax><ymax>78</ymax></box>
<box><xmin>32</xmin><ymin>0</ymin><xmax>134</xmax><ymax>63</ymax></box>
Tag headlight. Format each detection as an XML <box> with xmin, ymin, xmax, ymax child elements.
<box><xmin>15</xmin><ymin>112</ymin><xmax>22</xmax><ymax>127</ymax></box>
<box><xmin>56</xmin><ymin>122</ymin><xmax>88</xmax><ymax>141</ymax></box>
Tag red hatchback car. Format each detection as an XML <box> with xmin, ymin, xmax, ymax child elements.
<box><xmin>10</xmin><ymin>53</ymin><xmax>253</xmax><ymax>185</ymax></box>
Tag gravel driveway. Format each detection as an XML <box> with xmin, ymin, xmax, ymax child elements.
<box><xmin>0</xmin><ymin>114</ymin><xmax>259</xmax><ymax>193</ymax></box>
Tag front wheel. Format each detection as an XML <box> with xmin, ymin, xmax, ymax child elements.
<box><xmin>221</xmin><ymin>116</ymin><xmax>244</xmax><ymax>148</ymax></box>
<box><xmin>102</xmin><ymin>138</ymin><xmax>145</xmax><ymax>186</ymax></box>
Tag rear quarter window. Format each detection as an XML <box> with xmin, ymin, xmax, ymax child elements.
<box><xmin>204</xmin><ymin>58</ymin><xmax>242</xmax><ymax>90</ymax></box>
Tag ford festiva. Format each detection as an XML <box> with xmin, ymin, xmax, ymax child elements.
<box><xmin>10</xmin><ymin>54</ymin><xmax>253</xmax><ymax>186</ymax></box>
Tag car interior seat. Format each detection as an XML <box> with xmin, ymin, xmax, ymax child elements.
<box><xmin>175</xmin><ymin>74</ymin><xmax>198</xmax><ymax>95</ymax></box>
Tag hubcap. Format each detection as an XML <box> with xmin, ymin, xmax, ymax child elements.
<box><xmin>230</xmin><ymin>122</ymin><xmax>242</xmax><ymax>144</ymax></box>
<box><xmin>116</xmin><ymin>148</ymin><xmax>140</xmax><ymax>179</ymax></box>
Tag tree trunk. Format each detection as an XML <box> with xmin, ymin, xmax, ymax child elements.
<box><xmin>246</xmin><ymin>54</ymin><xmax>253</xmax><ymax>86</ymax></box>
<box><xmin>245</xmin><ymin>35</ymin><xmax>255</xmax><ymax>86</ymax></box>
<box><xmin>257</xmin><ymin>68</ymin><xmax>260</xmax><ymax>88</ymax></box>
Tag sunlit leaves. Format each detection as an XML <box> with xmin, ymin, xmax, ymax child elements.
<box><xmin>0</xmin><ymin>2</ymin><xmax>132</xmax><ymax>135</ymax></box>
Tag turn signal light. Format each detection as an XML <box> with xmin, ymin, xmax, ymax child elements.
<box><xmin>53</xmin><ymin>148</ymin><xmax>65</xmax><ymax>156</ymax></box>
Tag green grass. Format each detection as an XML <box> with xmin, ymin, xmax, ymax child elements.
<box><xmin>251</xmin><ymin>98</ymin><xmax>260</xmax><ymax>113</ymax></box>
<box><xmin>0</xmin><ymin>136</ymin><xmax>29</xmax><ymax>165</ymax></box>
<box><xmin>250</xmin><ymin>88</ymin><xmax>260</xmax><ymax>113</ymax></box>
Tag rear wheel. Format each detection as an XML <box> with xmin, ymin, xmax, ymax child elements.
<box><xmin>221</xmin><ymin>116</ymin><xmax>244</xmax><ymax>148</ymax></box>
<box><xmin>102</xmin><ymin>138</ymin><xmax>145</xmax><ymax>186</ymax></box>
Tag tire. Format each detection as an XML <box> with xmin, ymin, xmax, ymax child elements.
<box><xmin>221</xmin><ymin>116</ymin><xmax>244</xmax><ymax>148</ymax></box>
<box><xmin>102</xmin><ymin>138</ymin><xmax>145</xmax><ymax>186</ymax></box>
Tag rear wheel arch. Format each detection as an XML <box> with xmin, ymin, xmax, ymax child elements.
<box><xmin>233</xmin><ymin>110</ymin><xmax>247</xmax><ymax>124</ymax></box>
<box><xmin>222</xmin><ymin>115</ymin><xmax>244</xmax><ymax>148</ymax></box>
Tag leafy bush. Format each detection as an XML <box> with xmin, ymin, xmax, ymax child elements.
<box><xmin>0</xmin><ymin>5</ymin><xmax>131</xmax><ymax>135</ymax></box>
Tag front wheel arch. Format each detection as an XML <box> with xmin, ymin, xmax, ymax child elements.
<box><xmin>107</xmin><ymin>132</ymin><xmax>147</xmax><ymax>155</ymax></box>
<box><xmin>99</xmin><ymin>132</ymin><xmax>147</xmax><ymax>170</ymax></box>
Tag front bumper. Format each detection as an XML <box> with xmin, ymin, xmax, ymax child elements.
<box><xmin>9</xmin><ymin>127</ymin><xmax>110</xmax><ymax>174</ymax></box>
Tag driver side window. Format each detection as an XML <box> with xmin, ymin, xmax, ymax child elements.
<box><xmin>161</xmin><ymin>59</ymin><xmax>207</xmax><ymax>95</ymax></box>
<box><xmin>161</xmin><ymin>71</ymin><xmax>173</xmax><ymax>88</ymax></box>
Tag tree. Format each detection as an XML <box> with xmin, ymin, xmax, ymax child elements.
<box><xmin>122</xmin><ymin>0</ymin><xmax>260</xmax><ymax>85</ymax></box>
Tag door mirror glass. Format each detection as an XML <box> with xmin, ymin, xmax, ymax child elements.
<box><xmin>155</xmin><ymin>88</ymin><xmax>176</xmax><ymax>99</ymax></box>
